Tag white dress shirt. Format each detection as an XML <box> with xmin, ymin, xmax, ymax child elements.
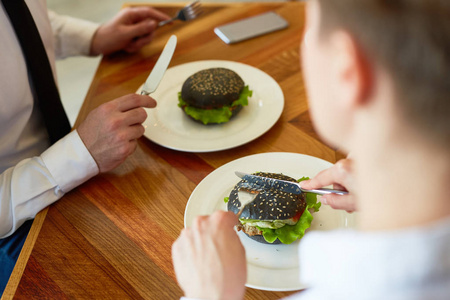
<box><xmin>0</xmin><ymin>0</ymin><xmax>100</xmax><ymax>238</ymax></box>
<box><xmin>181</xmin><ymin>217</ymin><xmax>450</xmax><ymax>300</ymax></box>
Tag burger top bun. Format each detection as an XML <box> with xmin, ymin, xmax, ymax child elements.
<box><xmin>228</xmin><ymin>172</ymin><xmax>306</xmax><ymax>221</ymax></box>
<box><xmin>181</xmin><ymin>68</ymin><xmax>245</xmax><ymax>109</ymax></box>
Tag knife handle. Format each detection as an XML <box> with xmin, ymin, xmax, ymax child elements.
<box><xmin>300</xmin><ymin>187</ymin><xmax>348</xmax><ymax>195</ymax></box>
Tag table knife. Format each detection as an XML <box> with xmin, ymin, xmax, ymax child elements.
<box><xmin>140</xmin><ymin>35</ymin><xmax>177</xmax><ymax>95</ymax></box>
<box><xmin>235</xmin><ymin>171</ymin><xmax>348</xmax><ymax>195</ymax></box>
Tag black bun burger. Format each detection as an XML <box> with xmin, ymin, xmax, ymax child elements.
<box><xmin>178</xmin><ymin>68</ymin><xmax>252</xmax><ymax>124</ymax></box>
<box><xmin>227</xmin><ymin>172</ymin><xmax>321</xmax><ymax>244</ymax></box>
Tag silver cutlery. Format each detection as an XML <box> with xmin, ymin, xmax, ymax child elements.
<box><xmin>158</xmin><ymin>1</ymin><xmax>203</xmax><ymax>27</ymax></box>
<box><xmin>235</xmin><ymin>187</ymin><xmax>259</xmax><ymax>218</ymax></box>
<box><xmin>235</xmin><ymin>171</ymin><xmax>349</xmax><ymax>196</ymax></box>
<box><xmin>140</xmin><ymin>35</ymin><xmax>177</xmax><ymax>96</ymax></box>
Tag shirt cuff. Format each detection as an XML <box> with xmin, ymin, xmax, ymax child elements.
<box><xmin>41</xmin><ymin>130</ymin><xmax>99</xmax><ymax>193</ymax></box>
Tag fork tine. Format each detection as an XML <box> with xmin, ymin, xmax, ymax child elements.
<box><xmin>184</xmin><ymin>7</ymin><xmax>196</xmax><ymax>13</ymax></box>
<box><xmin>191</xmin><ymin>8</ymin><xmax>203</xmax><ymax>18</ymax></box>
<box><xmin>184</xmin><ymin>7</ymin><xmax>202</xmax><ymax>20</ymax></box>
<box><xmin>191</xmin><ymin>7</ymin><xmax>203</xmax><ymax>15</ymax></box>
<box><xmin>187</xmin><ymin>9</ymin><xmax>201</xmax><ymax>17</ymax></box>
<box><xmin>186</xmin><ymin>3</ymin><xmax>201</xmax><ymax>13</ymax></box>
<box><xmin>185</xmin><ymin>5</ymin><xmax>199</xmax><ymax>12</ymax></box>
<box><xmin>236</xmin><ymin>188</ymin><xmax>259</xmax><ymax>218</ymax></box>
<box><xmin>186</xmin><ymin>0</ymin><xmax>200</xmax><ymax>8</ymax></box>
<box><xmin>188</xmin><ymin>1</ymin><xmax>202</xmax><ymax>11</ymax></box>
<box><xmin>238</xmin><ymin>182</ymin><xmax>264</xmax><ymax>193</ymax></box>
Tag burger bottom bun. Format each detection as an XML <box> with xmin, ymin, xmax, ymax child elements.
<box><xmin>245</xmin><ymin>232</ymin><xmax>282</xmax><ymax>245</ymax></box>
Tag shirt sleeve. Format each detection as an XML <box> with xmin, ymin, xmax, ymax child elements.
<box><xmin>0</xmin><ymin>130</ymin><xmax>99</xmax><ymax>238</ymax></box>
<box><xmin>47</xmin><ymin>10</ymin><xmax>100</xmax><ymax>59</ymax></box>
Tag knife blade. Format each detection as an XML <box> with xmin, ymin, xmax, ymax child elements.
<box><xmin>235</xmin><ymin>171</ymin><xmax>348</xmax><ymax>195</ymax></box>
<box><xmin>140</xmin><ymin>35</ymin><xmax>177</xmax><ymax>96</ymax></box>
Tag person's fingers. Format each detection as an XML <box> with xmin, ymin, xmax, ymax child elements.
<box><xmin>123</xmin><ymin>6</ymin><xmax>171</xmax><ymax>23</ymax></box>
<box><xmin>300</xmin><ymin>159</ymin><xmax>353</xmax><ymax>190</ymax></box>
<box><xmin>320</xmin><ymin>194</ymin><xmax>356</xmax><ymax>212</ymax></box>
<box><xmin>298</xmin><ymin>178</ymin><xmax>313</xmax><ymax>189</ymax></box>
<box><xmin>333</xmin><ymin>159</ymin><xmax>353</xmax><ymax>188</ymax></box>
<box><xmin>211</xmin><ymin>211</ymin><xmax>239</xmax><ymax>228</ymax></box>
<box><xmin>189</xmin><ymin>211</ymin><xmax>238</xmax><ymax>239</ymax></box>
<box><xmin>125</xmin><ymin>124</ymin><xmax>146</xmax><ymax>140</ymax></box>
<box><xmin>116</xmin><ymin>94</ymin><xmax>157</xmax><ymax>112</ymax></box>
<box><xmin>122</xmin><ymin>19</ymin><xmax>157</xmax><ymax>41</ymax></box>
<box><xmin>333</xmin><ymin>183</ymin><xmax>346</xmax><ymax>190</ymax></box>
<box><xmin>127</xmin><ymin>139</ymin><xmax>139</xmax><ymax>155</ymax></box>
<box><xmin>191</xmin><ymin>216</ymin><xmax>214</xmax><ymax>251</ymax></box>
<box><xmin>206</xmin><ymin>211</ymin><xmax>238</xmax><ymax>237</ymax></box>
<box><xmin>192</xmin><ymin>215</ymin><xmax>209</xmax><ymax>232</ymax></box>
<box><xmin>144</xmin><ymin>6</ymin><xmax>171</xmax><ymax>21</ymax></box>
<box><xmin>117</xmin><ymin>107</ymin><xmax>148</xmax><ymax>127</ymax></box>
<box><xmin>176</xmin><ymin>228</ymin><xmax>192</xmax><ymax>246</ymax></box>
<box><xmin>301</xmin><ymin>167</ymin><xmax>342</xmax><ymax>189</ymax></box>
<box><xmin>124</xmin><ymin>33</ymin><xmax>155</xmax><ymax>53</ymax></box>
<box><xmin>172</xmin><ymin>228</ymin><xmax>190</xmax><ymax>261</ymax></box>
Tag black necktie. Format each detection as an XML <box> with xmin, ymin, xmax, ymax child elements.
<box><xmin>2</xmin><ymin>0</ymin><xmax>71</xmax><ymax>144</ymax></box>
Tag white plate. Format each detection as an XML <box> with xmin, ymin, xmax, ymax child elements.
<box><xmin>185</xmin><ymin>152</ymin><xmax>357</xmax><ymax>291</ymax></box>
<box><xmin>140</xmin><ymin>60</ymin><xmax>284</xmax><ymax>152</ymax></box>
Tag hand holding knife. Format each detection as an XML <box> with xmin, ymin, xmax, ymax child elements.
<box><xmin>76</xmin><ymin>36</ymin><xmax>177</xmax><ymax>173</ymax></box>
<box><xmin>235</xmin><ymin>171</ymin><xmax>348</xmax><ymax>195</ymax></box>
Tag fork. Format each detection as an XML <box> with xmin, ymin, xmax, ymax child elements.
<box><xmin>158</xmin><ymin>1</ymin><xmax>203</xmax><ymax>27</ymax></box>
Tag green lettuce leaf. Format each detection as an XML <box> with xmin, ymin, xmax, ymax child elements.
<box><xmin>178</xmin><ymin>86</ymin><xmax>253</xmax><ymax>124</ymax></box>
<box><xmin>298</xmin><ymin>177</ymin><xmax>321</xmax><ymax>212</ymax></box>
<box><xmin>231</xmin><ymin>85</ymin><xmax>252</xmax><ymax>107</ymax></box>
<box><xmin>258</xmin><ymin>208</ymin><xmax>313</xmax><ymax>244</ymax></box>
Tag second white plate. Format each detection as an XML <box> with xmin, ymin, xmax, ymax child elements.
<box><xmin>140</xmin><ymin>60</ymin><xmax>284</xmax><ymax>152</ymax></box>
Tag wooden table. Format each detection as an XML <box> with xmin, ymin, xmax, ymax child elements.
<box><xmin>3</xmin><ymin>2</ymin><xmax>343</xmax><ymax>299</ymax></box>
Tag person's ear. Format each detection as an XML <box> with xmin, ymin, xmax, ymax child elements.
<box><xmin>329</xmin><ymin>30</ymin><xmax>372</xmax><ymax>110</ymax></box>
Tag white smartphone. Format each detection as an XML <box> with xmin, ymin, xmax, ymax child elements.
<box><xmin>214</xmin><ymin>11</ymin><xmax>289</xmax><ymax>44</ymax></box>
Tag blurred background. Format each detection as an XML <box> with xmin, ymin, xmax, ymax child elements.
<box><xmin>47</xmin><ymin>0</ymin><xmax>292</xmax><ymax>125</ymax></box>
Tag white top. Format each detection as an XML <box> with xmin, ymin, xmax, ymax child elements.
<box><xmin>0</xmin><ymin>0</ymin><xmax>100</xmax><ymax>238</ymax></box>
<box><xmin>181</xmin><ymin>217</ymin><xmax>450</xmax><ymax>300</ymax></box>
<box><xmin>293</xmin><ymin>217</ymin><xmax>450</xmax><ymax>300</ymax></box>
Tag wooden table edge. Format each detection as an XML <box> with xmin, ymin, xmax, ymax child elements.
<box><xmin>1</xmin><ymin>208</ymin><xmax>49</xmax><ymax>300</ymax></box>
